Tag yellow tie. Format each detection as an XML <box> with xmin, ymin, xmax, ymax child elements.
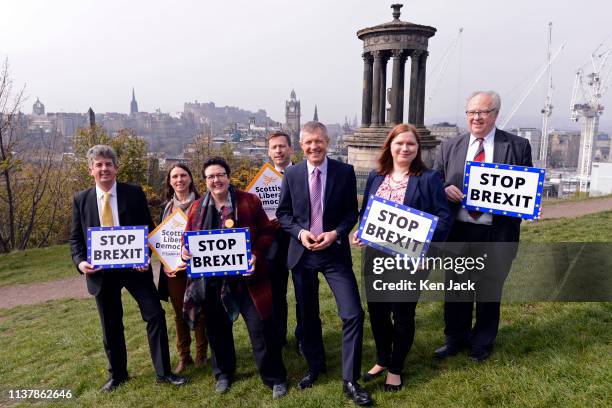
<box><xmin>101</xmin><ymin>192</ymin><xmax>114</xmax><ymax>227</ymax></box>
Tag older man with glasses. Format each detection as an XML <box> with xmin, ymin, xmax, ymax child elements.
<box><xmin>433</xmin><ymin>91</ymin><xmax>533</xmax><ymax>362</ymax></box>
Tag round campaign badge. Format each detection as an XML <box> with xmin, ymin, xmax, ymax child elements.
<box><xmin>224</xmin><ymin>219</ymin><xmax>235</xmax><ymax>228</ymax></box>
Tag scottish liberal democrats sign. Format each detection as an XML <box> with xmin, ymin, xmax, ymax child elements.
<box><xmin>462</xmin><ymin>161</ymin><xmax>545</xmax><ymax>220</ymax></box>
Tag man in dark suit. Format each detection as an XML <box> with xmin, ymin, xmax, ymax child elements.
<box><xmin>277</xmin><ymin>122</ymin><xmax>371</xmax><ymax>406</ymax></box>
<box><xmin>433</xmin><ymin>91</ymin><xmax>533</xmax><ymax>361</ymax></box>
<box><xmin>70</xmin><ymin>145</ymin><xmax>187</xmax><ymax>392</ymax></box>
<box><xmin>265</xmin><ymin>131</ymin><xmax>304</xmax><ymax>350</ymax></box>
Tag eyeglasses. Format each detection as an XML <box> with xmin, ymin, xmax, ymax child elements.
<box><xmin>205</xmin><ymin>172</ymin><xmax>227</xmax><ymax>181</ymax></box>
<box><xmin>466</xmin><ymin>109</ymin><xmax>496</xmax><ymax>118</ymax></box>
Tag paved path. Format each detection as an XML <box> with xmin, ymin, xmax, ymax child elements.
<box><xmin>1</xmin><ymin>199</ymin><xmax>611</xmax><ymax>311</ymax></box>
<box><xmin>0</xmin><ymin>276</ymin><xmax>89</xmax><ymax>310</ymax></box>
<box><xmin>541</xmin><ymin>196</ymin><xmax>612</xmax><ymax>219</ymax></box>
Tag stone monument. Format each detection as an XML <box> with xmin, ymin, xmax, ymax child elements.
<box><xmin>347</xmin><ymin>4</ymin><xmax>438</xmax><ymax>171</ymax></box>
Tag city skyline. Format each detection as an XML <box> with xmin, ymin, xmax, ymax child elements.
<box><xmin>3</xmin><ymin>0</ymin><xmax>612</xmax><ymax>131</ymax></box>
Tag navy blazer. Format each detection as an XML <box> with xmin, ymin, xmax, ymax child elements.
<box><xmin>276</xmin><ymin>158</ymin><xmax>358</xmax><ymax>269</ymax></box>
<box><xmin>359</xmin><ymin>169</ymin><xmax>453</xmax><ymax>243</ymax></box>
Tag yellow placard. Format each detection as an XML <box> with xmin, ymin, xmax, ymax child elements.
<box><xmin>148</xmin><ymin>208</ymin><xmax>188</xmax><ymax>271</ymax></box>
<box><xmin>245</xmin><ymin>163</ymin><xmax>283</xmax><ymax>220</ymax></box>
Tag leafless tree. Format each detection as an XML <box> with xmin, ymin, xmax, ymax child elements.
<box><xmin>0</xmin><ymin>58</ymin><xmax>67</xmax><ymax>252</ymax></box>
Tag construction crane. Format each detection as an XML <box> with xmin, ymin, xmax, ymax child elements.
<box><xmin>425</xmin><ymin>28</ymin><xmax>463</xmax><ymax>111</ymax></box>
<box><xmin>539</xmin><ymin>22</ymin><xmax>554</xmax><ymax>169</ymax></box>
<box><xmin>570</xmin><ymin>44</ymin><xmax>612</xmax><ymax>192</ymax></box>
<box><xmin>499</xmin><ymin>43</ymin><xmax>564</xmax><ymax>130</ymax></box>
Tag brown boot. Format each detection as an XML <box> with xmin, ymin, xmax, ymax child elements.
<box><xmin>194</xmin><ymin>353</ymin><xmax>208</xmax><ymax>368</ymax></box>
<box><xmin>174</xmin><ymin>355</ymin><xmax>194</xmax><ymax>374</ymax></box>
<box><xmin>194</xmin><ymin>314</ymin><xmax>209</xmax><ymax>368</ymax></box>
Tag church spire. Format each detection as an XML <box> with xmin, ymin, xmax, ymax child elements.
<box><xmin>313</xmin><ymin>105</ymin><xmax>319</xmax><ymax>122</ymax></box>
<box><xmin>130</xmin><ymin>87</ymin><xmax>139</xmax><ymax>115</ymax></box>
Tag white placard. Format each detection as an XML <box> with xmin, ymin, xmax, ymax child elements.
<box><xmin>88</xmin><ymin>226</ymin><xmax>148</xmax><ymax>268</ymax></box>
<box><xmin>463</xmin><ymin>162</ymin><xmax>545</xmax><ymax>219</ymax></box>
<box><xmin>184</xmin><ymin>228</ymin><xmax>252</xmax><ymax>277</ymax></box>
<box><xmin>357</xmin><ymin>195</ymin><xmax>438</xmax><ymax>259</ymax></box>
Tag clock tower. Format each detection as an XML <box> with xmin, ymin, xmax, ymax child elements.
<box><xmin>285</xmin><ymin>89</ymin><xmax>301</xmax><ymax>148</ymax></box>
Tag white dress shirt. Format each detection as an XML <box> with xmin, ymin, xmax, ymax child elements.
<box><xmin>96</xmin><ymin>182</ymin><xmax>120</xmax><ymax>227</ymax></box>
<box><xmin>456</xmin><ymin>127</ymin><xmax>496</xmax><ymax>225</ymax></box>
<box><xmin>274</xmin><ymin>161</ymin><xmax>292</xmax><ymax>174</ymax></box>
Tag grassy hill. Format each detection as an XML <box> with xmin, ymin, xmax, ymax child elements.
<box><xmin>0</xmin><ymin>211</ymin><xmax>610</xmax><ymax>407</ymax></box>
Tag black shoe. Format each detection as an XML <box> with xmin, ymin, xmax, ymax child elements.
<box><xmin>215</xmin><ymin>374</ymin><xmax>232</xmax><ymax>394</ymax></box>
<box><xmin>100</xmin><ymin>377</ymin><xmax>128</xmax><ymax>392</ymax></box>
<box><xmin>383</xmin><ymin>382</ymin><xmax>403</xmax><ymax>392</ymax></box>
<box><xmin>362</xmin><ymin>367</ymin><xmax>386</xmax><ymax>383</ymax></box>
<box><xmin>156</xmin><ymin>374</ymin><xmax>188</xmax><ymax>386</ymax></box>
<box><xmin>297</xmin><ymin>372</ymin><xmax>318</xmax><ymax>390</ymax></box>
<box><xmin>434</xmin><ymin>344</ymin><xmax>464</xmax><ymax>360</ymax></box>
<box><xmin>469</xmin><ymin>347</ymin><xmax>491</xmax><ymax>362</ymax></box>
<box><xmin>343</xmin><ymin>381</ymin><xmax>372</xmax><ymax>406</ymax></box>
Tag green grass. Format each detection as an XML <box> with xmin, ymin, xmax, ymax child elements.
<box><xmin>0</xmin><ymin>297</ymin><xmax>610</xmax><ymax>407</ymax></box>
<box><xmin>0</xmin><ymin>211</ymin><xmax>611</xmax><ymax>406</ymax></box>
<box><xmin>542</xmin><ymin>193</ymin><xmax>612</xmax><ymax>205</ymax></box>
<box><xmin>521</xmin><ymin>211</ymin><xmax>612</xmax><ymax>242</ymax></box>
<box><xmin>0</xmin><ymin>244</ymin><xmax>74</xmax><ymax>288</ymax></box>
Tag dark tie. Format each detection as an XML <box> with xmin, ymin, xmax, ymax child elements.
<box><xmin>310</xmin><ymin>167</ymin><xmax>323</xmax><ymax>236</ymax></box>
<box><xmin>469</xmin><ymin>138</ymin><xmax>485</xmax><ymax>220</ymax></box>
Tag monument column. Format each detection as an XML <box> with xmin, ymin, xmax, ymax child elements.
<box><xmin>371</xmin><ymin>51</ymin><xmax>382</xmax><ymax>126</ymax></box>
<box><xmin>408</xmin><ymin>50</ymin><xmax>421</xmax><ymax>124</ymax></box>
<box><xmin>416</xmin><ymin>51</ymin><xmax>428</xmax><ymax>126</ymax></box>
<box><xmin>361</xmin><ymin>53</ymin><xmax>373</xmax><ymax>127</ymax></box>
<box><xmin>398</xmin><ymin>52</ymin><xmax>407</xmax><ymax>124</ymax></box>
<box><xmin>389</xmin><ymin>49</ymin><xmax>404</xmax><ymax>125</ymax></box>
<box><xmin>379</xmin><ymin>54</ymin><xmax>388</xmax><ymax>125</ymax></box>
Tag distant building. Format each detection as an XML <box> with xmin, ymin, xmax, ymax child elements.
<box><xmin>593</xmin><ymin>132</ymin><xmax>610</xmax><ymax>162</ymax></box>
<box><xmin>548</xmin><ymin>130</ymin><xmax>581</xmax><ymax>169</ymax></box>
<box><xmin>590</xmin><ymin>162</ymin><xmax>612</xmax><ymax>196</ymax></box>
<box><xmin>513</xmin><ymin>127</ymin><xmax>541</xmax><ymax>163</ymax></box>
<box><xmin>32</xmin><ymin>97</ymin><xmax>45</xmax><ymax>115</ymax></box>
<box><xmin>430</xmin><ymin>122</ymin><xmax>460</xmax><ymax>144</ymax></box>
<box><xmin>285</xmin><ymin>89</ymin><xmax>301</xmax><ymax>147</ymax></box>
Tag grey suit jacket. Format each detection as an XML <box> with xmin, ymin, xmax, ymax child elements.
<box><xmin>433</xmin><ymin>128</ymin><xmax>532</xmax><ymax>243</ymax></box>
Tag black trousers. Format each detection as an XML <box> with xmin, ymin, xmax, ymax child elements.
<box><xmin>268</xmin><ymin>254</ymin><xmax>303</xmax><ymax>346</ymax></box>
<box><xmin>94</xmin><ymin>270</ymin><xmax>171</xmax><ymax>380</ymax></box>
<box><xmin>443</xmin><ymin>222</ymin><xmax>514</xmax><ymax>350</ymax></box>
<box><xmin>292</xmin><ymin>250</ymin><xmax>364</xmax><ymax>382</ymax></box>
<box><xmin>204</xmin><ymin>282</ymin><xmax>287</xmax><ymax>386</ymax></box>
<box><xmin>367</xmin><ymin>301</ymin><xmax>417</xmax><ymax>375</ymax></box>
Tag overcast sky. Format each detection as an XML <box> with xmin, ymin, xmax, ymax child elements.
<box><xmin>3</xmin><ymin>0</ymin><xmax>612</xmax><ymax>131</ymax></box>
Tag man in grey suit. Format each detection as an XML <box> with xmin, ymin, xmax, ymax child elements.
<box><xmin>433</xmin><ymin>91</ymin><xmax>533</xmax><ymax>361</ymax></box>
